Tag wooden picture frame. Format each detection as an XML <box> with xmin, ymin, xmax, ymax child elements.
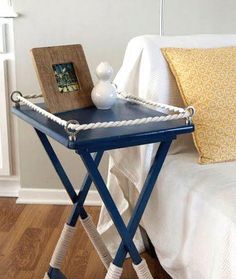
<box><xmin>31</xmin><ymin>44</ymin><xmax>93</xmax><ymax>113</ymax></box>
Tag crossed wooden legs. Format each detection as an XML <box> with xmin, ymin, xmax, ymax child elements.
<box><xmin>36</xmin><ymin>129</ymin><xmax>172</xmax><ymax>279</ymax></box>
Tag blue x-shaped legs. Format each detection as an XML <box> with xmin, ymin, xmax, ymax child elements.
<box><xmin>80</xmin><ymin>140</ymin><xmax>172</xmax><ymax>269</ymax></box>
<box><xmin>35</xmin><ymin>128</ymin><xmax>172</xmax><ymax>278</ymax></box>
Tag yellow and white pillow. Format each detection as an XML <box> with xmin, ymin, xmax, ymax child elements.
<box><xmin>162</xmin><ymin>47</ymin><xmax>236</xmax><ymax>164</ymax></box>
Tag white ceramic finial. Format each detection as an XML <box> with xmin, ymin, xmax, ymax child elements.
<box><xmin>91</xmin><ymin>62</ymin><xmax>117</xmax><ymax>110</ymax></box>
<box><xmin>96</xmin><ymin>62</ymin><xmax>114</xmax><ymax>81</ymax></box>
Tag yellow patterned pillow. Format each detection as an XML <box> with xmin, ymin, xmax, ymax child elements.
<box><xmin>161</xmin><ymin>47</ymin><xmax>236</xmax><ymax>164</ymax></box>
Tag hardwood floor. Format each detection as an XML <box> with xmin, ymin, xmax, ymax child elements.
<box><xmin>0</xmin><ymin>198</ymin><xmax>171</xmax><ymax>279</ymax></box>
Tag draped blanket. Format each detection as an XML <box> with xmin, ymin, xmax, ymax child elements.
<box><xmin>98</xmin><ymin>35</ymin><xmax>236</xmax><ymax>279</ymax></box>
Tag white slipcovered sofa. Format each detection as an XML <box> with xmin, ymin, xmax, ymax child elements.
<box><xmin>97</xmin><ymin>34</ymin><xmax>236</xmax><ymax>279</ymax></box>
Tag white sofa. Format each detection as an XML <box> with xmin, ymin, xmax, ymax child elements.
<box><xmin>97</xmin><ymin>34</ymin><xmax>236</xmax><ymax>279</ymax></box>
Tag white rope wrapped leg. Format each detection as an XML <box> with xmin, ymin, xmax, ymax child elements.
<box><xmin>80</xmin><ymin>215</ymin><xmax>113</xmax><ymax>269</ymax></box>
<box><xmin>43</xmin><ymin>273</ymin><xmax>50</xmax><ymax>279</ymax></box>
<box><xmin>132</xmin><ymin>259</ymin><xmax>153</xmax><ymax>279</ymax></box>
<box><xmin>105</xmin><ymin>263</ymin><xmax>123</xmax><ymax>279</ymax></box>
<box><xmin>50</xmin><ymin>224</ymin><xmax>76</xmax><ymax>269</ymax></box>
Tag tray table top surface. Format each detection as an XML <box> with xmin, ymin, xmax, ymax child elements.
<box><xmin>12</xmin><ymin>99</ymin><xmax>194</xmax><ymax>152</ymax></box>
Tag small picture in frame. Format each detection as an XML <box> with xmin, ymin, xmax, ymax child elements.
<box><xmin>31</xmin><ymin>44</ymin><xmax>93</xmax><ymax>113</ymax></box>
<box><xmin>52</xmin><ymin>62</ymin><xmax>80</xmax><ymax>93</ymax></box>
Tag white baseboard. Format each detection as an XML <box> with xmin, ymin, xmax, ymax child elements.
<box><xmin>17</xmin><ymin>188</ymin><xmax>102</xmax><ymax>206</ymax></box>
<box><xmin>0</xmin><ymin>178</ymin><xmax>20</xmax><ymax>197</ymax></box>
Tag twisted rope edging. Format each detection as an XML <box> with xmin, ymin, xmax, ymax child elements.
<box><xmin>105</xmin><ymin>263</ymin><xmax>123</xmax><ymax>279</ymax></box>
<box><xmin>118</xmin><ymin>91</ymin><xmax>185</xmax><ymax>113</ymax></box>
<box><xmin>15</xmin><ymin>94</ymin><xmax>67</xmax><ymax>127</ymax></box>
<box><xmin>133</xmin><ymin>259</ymin><xmax>154</xmax><ymax>279</ymax></box>
<box><xmin>11</xmin><ymin>91</ymin><xmax>195</xmax><ymax>140</ymax></box>
<box><xmin>50</xmin><ymin>224</ymin><xmax>76</xmax><ymax>269</ymax></box>
<box><xmin>80</xmin><ymin>215</ymin><xmax>113</xmax><ymax>270</ymax></box>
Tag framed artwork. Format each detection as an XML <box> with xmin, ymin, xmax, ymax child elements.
<box><xmin>31</xmin><ymin>44</ymin><xmax>93</xmax><ymax>113</ymax></box>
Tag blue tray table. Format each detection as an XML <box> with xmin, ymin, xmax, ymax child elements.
<box><xmin>12</xmin><ymin>96</ymin><xmax>194</xmax><ymax>279</ymax></box>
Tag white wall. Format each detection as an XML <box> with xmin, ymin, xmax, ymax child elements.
<box><xmin>165</xmin><ymin>0</ymin><xmax>236</xmax><ymax>35</ymax></box>
<box><xmin>12</xmin><ymin>0</ymin><xmax>235</xmax><ymax>192</ymax></box>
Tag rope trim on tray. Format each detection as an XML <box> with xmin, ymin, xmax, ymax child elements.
<box><xmin>11</xmin><ymin>91</ymin><xmax>195</xmax><ymax>141</ymax></box>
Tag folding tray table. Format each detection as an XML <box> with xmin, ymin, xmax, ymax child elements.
<box><xmin>12</xmin><ymin>97</ymin><xmax>194</xmax><ymax>279</ymax></box>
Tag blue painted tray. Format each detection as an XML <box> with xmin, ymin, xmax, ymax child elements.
<box><xmin>12</xmin><ymin>99</ymin><xmax>194</xmax><ymax>152</ymax></box>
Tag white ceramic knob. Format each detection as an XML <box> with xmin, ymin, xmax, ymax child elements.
<box><xmin>96</xmin><ymin>62</ymin><xmax>113</xmax><ymax>81</ymax></box>
<box><xmin>91</xmin><ymin>62</ymin><xmax>117</xmax><ymax>110</ymax></box>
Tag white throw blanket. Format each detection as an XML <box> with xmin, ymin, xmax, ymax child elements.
<box><xmin>97</xmin><ymin>35</ymin><xmax>236</xmax><ymax>279</ymax></box>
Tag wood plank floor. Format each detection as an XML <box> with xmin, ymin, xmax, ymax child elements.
<box><xmin>0</xmin><ymin>198</ymin><xmax>171</xmax><ymax>279</ymax></box>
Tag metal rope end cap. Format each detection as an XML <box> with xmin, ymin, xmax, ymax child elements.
<box><xmin>185</xmin><ymin>106</ymin><xmax>195</xmax><ymax>125</ymax></box>
<box><xmin>65</xmin><ymin>120</ymin><xmax>80</xmax><ymax>142</ymax></box>
<box><xmin>11</xmin><ymin>91</ymin><xmax>22</xmax><ymax>107</ymax></box>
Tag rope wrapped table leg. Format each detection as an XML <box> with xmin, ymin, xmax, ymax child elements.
<box><xmin>80</xmin><ymin>214</ymin><xmax>113</xmax><ymax>269</ymax></box>
<box><xmin>49</xmin><ymin>223</ymin><xmax>76</xmax><ymax>269</ymax></box>
<box><xmin>132</xmin><ymin>259</ymin><xmax>153</xmax><ymax>279</ymax></box>
<box><xmin>105</xmin><ymin>263</ymin><xmax>123</xmax><ymax>279</ymax></box>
